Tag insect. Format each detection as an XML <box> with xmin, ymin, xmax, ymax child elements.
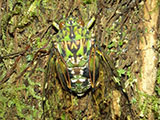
<box><xmin>43</xmin><ymin>15</ymin><xmax>119</xmax><ymax>97</ymax></box>
<box><xmin>42</xmin><ymin>15</ymin><xmax>129</xmax><ymax>119</ymax></box>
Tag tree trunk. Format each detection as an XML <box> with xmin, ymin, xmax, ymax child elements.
<box><xmin>139</xmin><ymin>0</ymin><xmax>159</xmax><ymax>119</ymax></box>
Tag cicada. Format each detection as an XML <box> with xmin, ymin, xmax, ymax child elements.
<box><xmin>42</xmin><ymin>15</ymin><xmax>126</xmax><ymax>119</ymax></box>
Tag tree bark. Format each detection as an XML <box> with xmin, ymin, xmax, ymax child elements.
<box><xmin>139</xmin><ymin>0</ymin><xmax>159</xmax><ymax>119</ymax></box>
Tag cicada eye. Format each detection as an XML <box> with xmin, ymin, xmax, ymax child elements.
<box><xmin>59</xmin><ymin>21</ymin><xmax>65</xmax><ymax>29</ymax></box>
<box><xmin>77</xmin><ymin>19</ymin><xmax>85</xmax><ymax>27</ymax></box>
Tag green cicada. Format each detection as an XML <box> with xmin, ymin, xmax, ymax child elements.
<box><xmin>43</xmin><ymin>15</ymin><xmax>118</xmax><ymax>96</ymax></box>
<box><xmin>42</xmin><ymin>15</ymin><xmax>124</xmax><ymax>118</ymax></box>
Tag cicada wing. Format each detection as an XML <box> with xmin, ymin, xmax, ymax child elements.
<box><xmin>42</xmin><ymin>52</ymin><xmax>57</xmax><ymax>118</ymax></box>
<box><xmin>55</xmin><ymin>55</ymin><xmax>71</xmax><ymax>91</ymax></box>
<box><xmin>42</xmin><ymin>49</ymin><xmax>72</xmax><ymax>119</ymax></box>
<box><xmin>96</xmin><ymin>48</ymin><xmax>130</xmax><ymax>101</ymax></box>
<box><xmin>96</xmin><ymin>49</ymin><xmax>119</xmax><ymax>78</ymax></box>
<box><xmin>98</xmin><ymin>48</ymin><xmax>134</xmax><ymax>117</ymax></box>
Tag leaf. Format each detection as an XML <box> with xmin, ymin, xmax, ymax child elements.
<box><xmin>117</xmin><ymin>69</ymin><xmax>126</xmax><ymax>77</ymax></box>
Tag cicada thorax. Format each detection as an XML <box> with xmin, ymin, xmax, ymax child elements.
<box><xmin>54</xmin><ymin>16</ymin><xmax>99</xmax><ymax>96</ymax></box>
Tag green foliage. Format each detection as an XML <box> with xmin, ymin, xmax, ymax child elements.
<box><xmin>117</xmin><ymin>69</ymin><xmax>126</xmax><ymax>77</ymax></box>
<box><xmin>138</xmin><ymin>92</ymin><xmax>160</xmax><ymax>119</ymax></box>
<box><xmin>0</xmin><ymin>73</ymin><xmax>43</xmax><ymax>119</ymax></box>
<box><xmin>83</xmin><ymin>0</ymin><xmax>96</xmax><ymax>4</ymax></box>
<box><xmin>155</xmin><ymin>68</ymin><xmax>160</xmax><ymax>96</ymax></box>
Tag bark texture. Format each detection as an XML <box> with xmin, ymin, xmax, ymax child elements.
<box><xmin>140</xmin><ymin>0</ymin><xmax>159</xmax><ymax>95</ymax></box>
<box><xmin>139</xmin><ymin>0</ymin><xmax>159</xmax><ymax>119</ymax></box>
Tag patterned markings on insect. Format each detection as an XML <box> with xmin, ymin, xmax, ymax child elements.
<box><xmin>52</xmin><ymin>16</ymin><xmax>99</xmax><ymax>96</ymax></box>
